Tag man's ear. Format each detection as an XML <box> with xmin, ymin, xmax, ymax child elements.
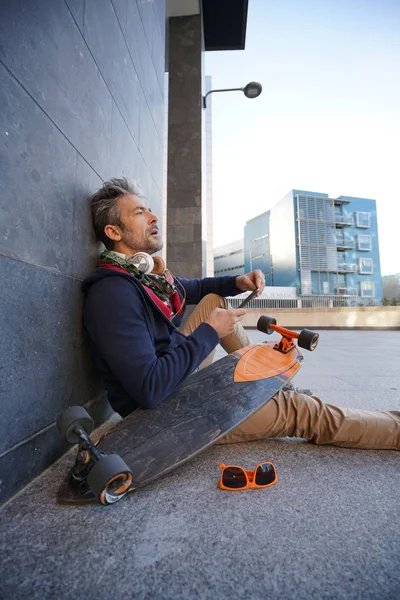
<box><xmin>104</xmin><ymin>224</ymin><xmax>122</xmax><ymax>242</ymax></box>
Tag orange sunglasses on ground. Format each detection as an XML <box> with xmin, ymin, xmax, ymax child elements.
<box><xmin>218</xmin><ymin>462</ymin><xmax>278</xmax><ymax>491</ymax></box>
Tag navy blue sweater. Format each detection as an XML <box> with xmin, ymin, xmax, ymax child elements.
<box><xmin>82</xmin><ymin>268</ymin><xmax>242</xmax><ymax>416</ymax></box>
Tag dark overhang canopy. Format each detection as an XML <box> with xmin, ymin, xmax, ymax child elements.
<box><xmin>202</xmin><ymin>0</ymin><xmax>249</xmax><ymax>51</ymax></box>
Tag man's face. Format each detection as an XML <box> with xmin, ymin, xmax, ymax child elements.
<box><xmin>106</xmin><ymin>194</ymin><xmax>163</xmax><ymax>255</ymax></box>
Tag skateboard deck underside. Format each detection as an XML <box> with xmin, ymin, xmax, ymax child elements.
<box><xmin>57</xmin><ymin>343</ymin><xmax>302</xmax><ymax>504</ymax></box>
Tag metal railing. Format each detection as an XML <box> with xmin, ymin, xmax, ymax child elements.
<box><xmin>334</xmin><ymin>287</ymin><xmax>358</xmax><ymax>295</ymax></box>
<box><xmin>337</xmin><ymin>263</ymin><xmax>357</xmax><ymax>273</ymax></box>
<box><xmin>228</xmin><ymin>294</ymin><xmax>374</xmax><ymax>309</ymax></box>
<box><xmin>229</xmin><ymin>295</ymin><xmax>298</xmax><ymax>309</ymax></box>
<box><xmin>334</xmin><ymin>215</ymin><xmax>353</xmax><ymax>225</ymax></box>
<box><xmin>336</xmin><ymin>239</ymin><xmax>355</xmax><ymax>249</ymax></box>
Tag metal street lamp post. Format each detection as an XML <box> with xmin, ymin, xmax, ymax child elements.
<box><xmin>203</xmin><ymin>81</ymin><xmax>262</xmax><ymax>109</ymax></box>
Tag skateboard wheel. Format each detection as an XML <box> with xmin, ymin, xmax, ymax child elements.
<box><xmin>257</xmin><ymin>316</ymin><xmax>277</xmax><ymax>335</ymax></box>
<box><xmin>56</xmin><ymin>406</ymin><xmax>94</xmax><ymax>444</ymax></box>
<box><xmin>87</xmin><ymin>454</ymin><xmax>133</xmax><ymax>506</ymax></box>
<box><xmin>298</xmin><ymin>329</ymin><xmax>319</xmax><ymax>351</ymax></box>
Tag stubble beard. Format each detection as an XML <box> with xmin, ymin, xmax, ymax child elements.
<box><xmin>148</xmin><ymin>237</ymin><xmax>163</xmax><ymax>255</ymax></box>
<box><xmin>123</xmin><ymin>231</ymin><xmax>163</xmax><ymax>256</ymax></box>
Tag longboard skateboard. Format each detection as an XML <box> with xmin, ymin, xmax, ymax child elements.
<box><xmin>56</xmin><ymin>316</ymin><xmax>319</xmax><ymax>506</ymax></box>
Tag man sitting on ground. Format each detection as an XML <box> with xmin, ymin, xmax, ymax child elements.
<box><xmin>82</xmin><ymin>178</ymin><xmax>399</xmax><ymax>450</ymax></box>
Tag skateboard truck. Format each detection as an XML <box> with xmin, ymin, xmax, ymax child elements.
<box><xmin>257</xmin><ymin>316</ymin><xmax>319</xmax><ymax>354</ymax></box>
<box><xmin>57</xmin><ymin>406</ymin><xmax>133</xmax><ymax>505</ymax></box>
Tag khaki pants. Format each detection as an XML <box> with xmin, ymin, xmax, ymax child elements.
<box><xmin>180</xmin><ymin>294</ymin><xmax>400</xmax><ymax>450</ymax></box>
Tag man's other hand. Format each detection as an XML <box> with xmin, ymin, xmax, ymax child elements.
<box><xmin>236</xmin><ymin>270</ymin><xmax>265</xmax><ymax>296</ymax></box>
<box><xmin>206</xmin><ymin>308</ymin><xmax>246</xmax><ymax>339</ymax></box>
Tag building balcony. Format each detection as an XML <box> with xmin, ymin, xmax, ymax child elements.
<box><xmin>334</xmin><ymin>216</ymin><xmax>353</xmax><ymax>227</ymax></box>
<box><xmin>334</xmin><ymin>198</ymin><xmax>351</xmax><ymax>205</ymax></box>
<box><xmin>334</xmin><ymin>287</ymin><xmax>358</xmax><ymax>295</ymax></box>
<box><xmin>336</xmin><ymin>238</ymin><xmax>355</xmax><ymax>250</ymax></box>
<box><xmin>337</xmin><ymin>263</ymin><xmax>357</xmax><ymax>273</ymax></box>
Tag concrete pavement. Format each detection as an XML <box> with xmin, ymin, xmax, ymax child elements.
<box><xmin>1</xmin><ymin>330</ymin><xmax>399</xmax><ymax>599</ymax></box>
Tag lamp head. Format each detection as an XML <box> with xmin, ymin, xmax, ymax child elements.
<box><xmin>243</xmin><ymin>81</ymin><xmax>262</xmax><ymax>99</ymax></box>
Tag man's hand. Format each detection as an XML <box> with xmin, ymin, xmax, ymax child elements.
<box><xmin>236</xmin><ymin>270</ymin><xmax>265</xmax><ymax>297</ymax></box>
<box><xmin>206</xmin><ymin>308</ymin><xmax>246</xmax><ymax>339</ymax></box>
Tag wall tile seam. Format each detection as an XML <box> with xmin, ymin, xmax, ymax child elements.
<box><xmin>138</xmin><ymin>101</ymin><xmax>164</xmax><ymax>190</ymax></box>
<box><xmin>109</xmin><ymin>99</ymin><xmax>115</xmax><ymax>181</ymax></box>
<box><xmin>63</xmin><ymin>0</ymin><xmax>83</xmax><ymax>35</ymax></box>
<box><xmin>151</xmin><ymin>1</ymin><xmax>165</xmax><ymax>45</ymax></box>
<box><xmin>71</xmin><ymin>149</ymin><xmax>79</xmax><ymax>274</ymax></box>
<box><xmin>0</xmin><ymin>254</ymin><xmax>84</xmax><ymax>283</ymax></box>
<box><xmin>135</xmin><ymin>0</ymin><xmax>166</xmax><ymax>92</ymax></box>
<box><xmin>78</xmin><ymin>23</ymin><xmax>143</xmax><ymax>153</ymax></box>
<box><xmin>118</xmin><ymin>0</ymin><xmax>165</xmax><ymax>91</ymax></box>
<box><xmin>0</xmin><ymin>445</ymin><xmax>68</xmax><ymax>512</ymax></box>
<box><xmin>3</xmin><ymin>32</ymin><xmax>161</xmax><ymax>197</ymax></box>
<box><xmin>0</xmin><ymin>421</ymin><xmax>57</xmax><ymax>461</ymax></box>
<box><xmin>149</xmin><ymin>168</ymin><xmax>164</xmax><ymax>196</ymax></box>
<box><xmin>0</xmin><ymin>59</ymin><xmax>104</xmax><ymax>184</ymax></box>
<box><xmin>63</xmin><ymin>0</ymin><xmax>164</xmax><ymax>146</ymax></box>
<box><xmin>69</xmin><ymin>6</ymin><xmax>165</xmax><ymax>193</ymax></box>
<box><xmin>108</xmin><ymin>0</ymin><xmax>166</xmax><ymax>135</ymax></box>
<box><xmin>0</xmin><ymin>390</ymin><xmax>107</xmax><ymax>463</ymax></box>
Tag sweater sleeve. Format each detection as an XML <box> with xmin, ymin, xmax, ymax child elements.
<box><xmin>84</xmin><ymin>278</ymin><xmax>219</xmax><ymax>409</ymax></box>
<box><xmin>176</xmin><ymin>275</ymin><xmax>242</xmax><ymax>305</ymax></box>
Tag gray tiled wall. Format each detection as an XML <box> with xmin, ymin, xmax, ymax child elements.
<box><xmin>0</xmin><ymin>0</ymin><xmax>165</xmax><ymax>504</ymax></box>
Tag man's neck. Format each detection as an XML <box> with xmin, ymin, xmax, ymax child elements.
<box><xmin>112</xmin><ymin>243</ymin><xmax>152</xmax><ymax>257</ymax></box>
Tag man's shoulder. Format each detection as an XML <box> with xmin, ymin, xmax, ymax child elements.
<box><xmin>83</xmin><ymin>268</ymin><xmax>142</xmax><ymax>299</ymax></box>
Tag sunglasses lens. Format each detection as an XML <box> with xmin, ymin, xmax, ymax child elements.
<box><xmin>222</xmin><ymin>467</ymin><xmax>247</xmax><ymax>489</ymax></box>
<box><xmin>255</xmin><ymin>464</ymin><xmax>276</xmax><ymax>486</ymax></box>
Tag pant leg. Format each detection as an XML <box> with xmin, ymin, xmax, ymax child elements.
<box><xmin>179</xmin><ymin>295</ymin><xmax>399</xmax><ymax>450</ymax></box>
<box><xmin>216</xmin><ymin>390</ymin><xmax>400</xmax><ymax>450</ymax></box>
<box><xmin>180</xmin><ymin>293</ymin><xmax>251</xmax><ymax>369</ymax></box>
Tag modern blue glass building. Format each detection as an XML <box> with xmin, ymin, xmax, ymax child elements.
<box><xmin>244</xmin><ymin>211</ymin><xmax>272</xmax><ymax>285</ymax></box>
<box><xmin>244</xmin><ymin>190</ymin><xmax>383</xmax><ymax>301</ymax></box>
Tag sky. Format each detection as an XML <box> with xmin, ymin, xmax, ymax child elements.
<box><xmin>205</xmin><ymin>0</ymin><xmax>400</xmax><ymax>275</ymax></box>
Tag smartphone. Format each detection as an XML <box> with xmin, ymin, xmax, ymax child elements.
<box><xmin>238</xmin><ymin>288</ymin><xmax>260</xmax><ymax>309</ymax></box>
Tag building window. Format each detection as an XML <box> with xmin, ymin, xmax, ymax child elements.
<box><xmin>355</xmin><ymin>212</ymin><xmax>370</xmax><ymax>228</ymax></box>
<box><xmin>360</xmin><ymin>281</ymin><xmax>374</xmax><ymax>297</ymax></box>
<box><xmin>359</xmin><ymin>258</ymin><xmax>373</xmax><ymax>274</ymax></box>
<box><xmin>251</xmin><ymin>234</ymin><xmax>268</xmax><ymax>243</ymax></box>
<box><xmin>214</xmin><ymin>249</ymin><xmax>243</xmax><ymax>260</ymax></box>
<box><xmin>215</xmin><ymin>264</ymin><xmax>245</xmax><ymax>274</ymax></box>
<box><xmin>357</xmin><ymin>235</ymin><xmax>371</xmax><ymax>251</ymax></box>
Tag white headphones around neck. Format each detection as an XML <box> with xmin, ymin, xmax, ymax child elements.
<box><xmin>126</xmin><ymin>252</ymin><xmax>166</xmax><ymax>275</ymax></box>
<box><xmin>119</xmin><ymin>251</ymin><xmax>184</xmax><ymax>314</ymax></box>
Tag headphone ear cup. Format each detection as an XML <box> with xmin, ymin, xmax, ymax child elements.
<box><xmin>127</xmin><ymin>252</ymin><xmax>154</xmax><ymax>274</ymax></box>
<box><xmin>152</xmin><ymin>256</ymin><xmax>165</xmax><ymax>275</ymax></box>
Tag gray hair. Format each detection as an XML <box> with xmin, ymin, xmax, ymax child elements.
<box><xmin>89</xmin><ymin>177</ymin><xmax>143</xmax><ymax>250</ymax></box>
